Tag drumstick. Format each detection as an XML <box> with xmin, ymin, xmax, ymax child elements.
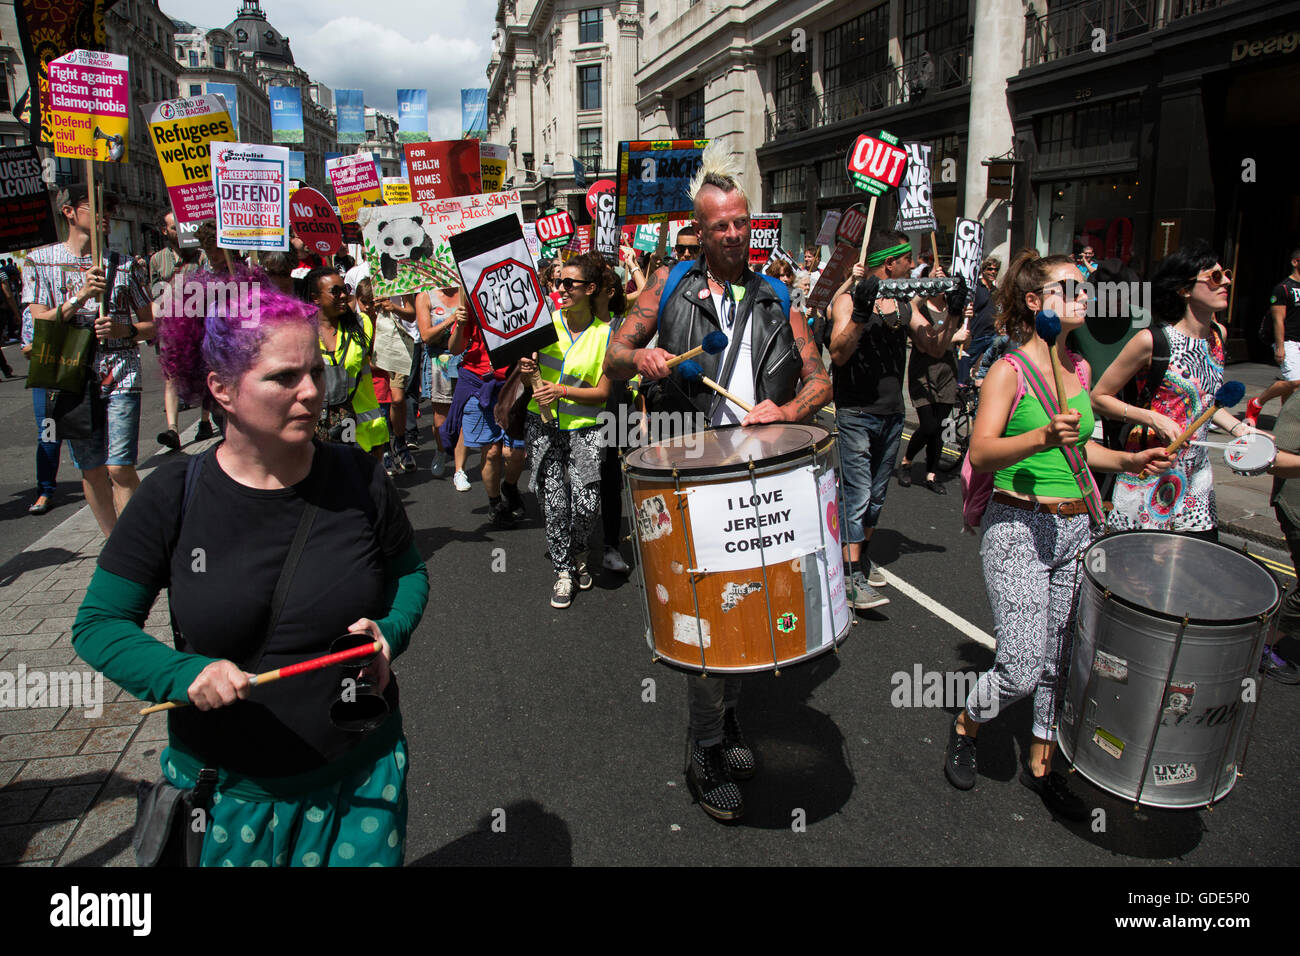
<box><xmin>1033</xmin><ymin>310</ymin><xmax>1068</xmax><ymax>406</ymax></box>
<box><xmin>138</xmin><ymin>639</ymin><xmax>382</xmax><ymax>715</ymax></box>
<box><xmin>678</xmin><ymin>359</ymin><xmax>753</xmax><ymax>413</ymax></box>
<box><xmin>664</xmin><ymin>330</ymin><xmax>728</xmax><ymax>370</ymax></box>
<box><xmin>1140</xmin><ymin>381</ymin><xmax>1246</xmax><ymax>478</ymax></box>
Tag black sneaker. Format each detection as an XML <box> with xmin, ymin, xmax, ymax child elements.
<box><xmin>944</xmin><ymin>717</ymin><xmax>977</xmax><ymax>790</ymax></box>
<box><xmin>194</xmin><ymin>420</ymin><xmax>216</xmax><ymax>441</ymax></box>
<box><xmin>489</xmin><ymin>499</ymin><xmax>517</xmax><ymax>529</ymax></box>
<box><xmin>685</xmin><ymin>741</ymin><xmax>743</xmax><ymax>822</ymax></box>
<box><xmin>722</xmin><ymin>708</ymin><xmax>755</xmax><ymax>780</ymax></box>
<box><xmin>1261</xmin><ymin>646</ymin><xmax>1300</xmax><ymax>685</ymax></box>
<box><xmin>157</xmin><ymin>428</ymin><xmax>180</xmax><ymax>451</ymax></box>
<box><xmin>1020</xmin><ymin>769</ymin><xmax>1089</xmax><ymax>821</ymax></box>
<box><xmin>502</xmin><ymin>481</ymin><xmax>526</xmax><ymax>519</ymax></box>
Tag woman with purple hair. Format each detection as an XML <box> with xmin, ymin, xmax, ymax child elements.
<box><xmin>73</xmin><ymin>271</ymin><xmax>429</xmax><ymax>867</ymax></box>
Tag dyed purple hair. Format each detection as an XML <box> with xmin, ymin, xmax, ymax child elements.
<box><xmin>159</xmin><ymin>267</ymin><xmax>318</xmax><ymax>405</ymax></box>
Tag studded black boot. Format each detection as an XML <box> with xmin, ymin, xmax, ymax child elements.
<box><xmin>685</xmin><ymin>740</ymin><xmax>743</xmax><ymax>822</ymax></box>
<box><xmin>722</xmin><ymin>707</ymin><xmax>755</xmax><ymax>780</ymax></box>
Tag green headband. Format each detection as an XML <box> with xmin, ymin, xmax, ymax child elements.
<box><xmin>864</xmin><ymin>241</ymin><xmax>912</xmax><ymax>268</ymax></box>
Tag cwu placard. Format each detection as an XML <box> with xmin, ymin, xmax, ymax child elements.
<box><xmin>895</xmin><ymin>143</ymin><xmax>936</xmax><ymax>233</ymax></box>
<box><xmin>951</xmin><ymin>217</ymin><xmax>985</xmax><ymax>286</ymax></box>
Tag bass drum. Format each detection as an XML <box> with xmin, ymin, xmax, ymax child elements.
<box><xmin>1058</xmin><ymin>531</ymin><xmax>1280</xmax><ymax>808</ymax></box>
<box><xmin>623</xmin><ymin>423</ymin><xmax>852</xmax><ymax>674</ymax></box>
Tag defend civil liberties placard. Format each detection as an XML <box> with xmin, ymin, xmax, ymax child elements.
<box><xmin>211</xmin><ymin>141</ymin><xmax>290</xmax><ymax>251</ymax></box>
<box><xmin>143</xmin><ymin>94</ymin><xmax>235</xmax><ymax>225</ymax></box>
<box><xmin>47</xmin><ymin>49</ymin><xmax>129</xmax><ymax>163</ymax></box>
<box><xmin>326</xmin><ymin>153</ymin><xmax>382</xmax><ymax>223</ymax></box>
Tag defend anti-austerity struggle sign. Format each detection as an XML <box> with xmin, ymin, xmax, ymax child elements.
<box><xmin>211</xmin><ymin>141</ymin><xmax>290</xmax><ymax>251</ymax></box>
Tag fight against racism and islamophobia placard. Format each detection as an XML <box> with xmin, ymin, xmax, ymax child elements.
<box><xmin>326</xmin><ymin>152</ymin><xmax>382</xmax><ymax>222</ymax></box>
<box><xmin>289</xmin><ymin>186</ymin><xmax>343</xmax><ymax>257</ymax></box>
<box><xmin>748</xmin><ymin>215</ymin><xmax>783</xmax><ymax>268</ymax></box>
<box><xmin>405</xmin><ymin>140</ymin><xmax>482</xmax><ymax>202</ymax></box>
<box><xmin>397</xmin><ymin>89</ymin><xmax>428</xmax><ymax>143</ymax></box>
<box><xmin>0</xmin><ymin>145</ymin><xmax>58</xmax><ymax>253</ymax></box>
<box><xmin>895</xmin><ymin>142</ymin><xmax>936</xmax><ymax>233</ymax></box>
<box><xmin>269</xmin><ymin>85</ymin><xmax>304</xmax><ymax>145</ymax></box>
<box><xmin>449</xmin><ymin>215</ymin><xmax>558</xmax><ymax>368</ymax></box>
<box><xmin>289</xmin><ymin>151</ymin><xmax>306</xmax><ymax>182</ymax></box>
<box><xmin>356</xmin><ymin>190</ymin><xmax>524</xmax><ymax>298</ymax></box>
<box><xmin>211</xmin><ymin>141</ymin><xmax>290</xmax><ymax>251</ymax></box>
<box><xmin>479</xmin><ymin>143</ymin><xmax>509</xmax><ymax>193</ymax></box>
<box><xmin>615</xmin><ymin>139</ymin><xmax>708</xmax><ymax>224</ymax></box>
<box><xmin>47</xmin><ymin>49</ymin><xmax>129</xmax><ymax>162</ymax></box>
<box><xmin>206</xmin><ymin>82</ymin><xmax>240</xmax><ymax>138</ymax></box>
<box><xmin>142</xmin><ymin>94</ymin><xmax>234</xmax><ymax>226</ymax></box>
<box><xmin>951</xmin><ymin>217</ymin><xmax>985</xmax><ymax>286</ymax></box>
<box><xmin>336</xmin><ymin>89</ymin><xmax>366</xmax><ymax>144</ymax></box>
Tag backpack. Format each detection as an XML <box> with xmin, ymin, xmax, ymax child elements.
<box><xmin>1102</xmin><ymin>325</ymin><xmax>1170</xmax><ymax>454</ymax></box>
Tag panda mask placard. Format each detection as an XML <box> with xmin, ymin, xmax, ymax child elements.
<box><xmin>357</xmin><ymin>191</ymin><xmax>523</xmax><ymax>297</ymax></box>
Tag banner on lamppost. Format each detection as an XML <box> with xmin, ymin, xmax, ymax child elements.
<box><xmin>206</xmin><ymin>82</ymin><xmax>240</xmax><ymax>139</ymax></box>
<box><xmin>461</xmin><ymin>88</ymin><xmax>488</xmax><ymax>140</ymax></box>
<box><xmin>269</xmin><ymin>85</ymin><xmax>304</xmax><ymax>144</ymax></box>
<box><xmin>336</xmin><ymin>89</ymin><xmax>366</xmax><ymax>144</ymax></box>
<box><xmin>397</xmin><ymin>89</ymin><xmax>428</xmax><ymax>143</ymax></box>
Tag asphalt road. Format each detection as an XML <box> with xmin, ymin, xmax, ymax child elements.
<box><xmin>2</xmin><ymin>350</ymin><xmax>1297</xmax><ymax>867</ymax></box>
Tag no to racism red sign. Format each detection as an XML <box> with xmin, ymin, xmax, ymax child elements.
<box><xmin>289</xmin><ymin>186</ymin><xmax>343</xmax><ymax>256</ymax></box>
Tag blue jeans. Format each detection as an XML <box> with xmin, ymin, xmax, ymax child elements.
<box><xmin>33</xmin><ymin>388</ymin><xmax>62</xmax><ymax>496</ymax></box>
<box><xmin>959</xmin><ymin>335</ymin><xmax>994</xmax><ymax>386</ymax></box>
<box><xmin>68</xmin><ymin>389</ymin><xmax>141</xmax><ymax>471</ymax></box>
<box><xmin>836</xmin><ymin>407</ymin><xmax>904</xmax><ymax>545</ymax></box>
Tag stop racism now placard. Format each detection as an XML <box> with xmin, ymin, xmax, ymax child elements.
<box><xmin>289</xmin><ymin>186</ymin><xmax>343</xmax><ymax>256</ymax></box>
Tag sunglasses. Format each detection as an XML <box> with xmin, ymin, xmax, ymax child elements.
<box><xmin>1038</xmin><ymin>283</ymin><xmax>1091</xmax><ymax>300</ymax></box>
<box><xmin>1197</xmin><ymin>269</ymin><xmax>1232</xmax><ymax>286</ymax></box>
<box><xmin>557</xmin><ymin>277</ymin><xmax>592</xmax><ymax>291</ymax></box>
<box><xmin>675</xmin><ymin>244</ymin><xmax>699</xmax><ymax>255</ymax></box>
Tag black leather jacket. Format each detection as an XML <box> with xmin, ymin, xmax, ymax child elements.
<box><xmin>646</xmin><ymin>261</ymin><xmax>802</xmax><ymax>419</ymax></box>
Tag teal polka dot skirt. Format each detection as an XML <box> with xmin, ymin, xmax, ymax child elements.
<box><xmin>163</xmin><ymin>738</ymin><xmax>409</xmax><ymax>868</ymax></box>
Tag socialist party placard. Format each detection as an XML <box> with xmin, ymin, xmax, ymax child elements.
<box><xmin>211</xmin><ymin>141</ymin><xmax>290</xmax><ymax>251</ymax></box>
<box><xmin>449</xmin><ymin>215</ymin><xmax>557</xmax><ymax>368</ymax></box>
<box><xmin>143</xmin><ymin>95</ymin><xmax>235</xmax><ymax>225</ymax></box>
<box><xmin>0</xmin><ymin>145</ymin><xmax>58</xmax><ymax>253</ymax></box>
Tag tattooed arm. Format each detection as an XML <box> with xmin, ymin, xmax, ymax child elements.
<box><xmin>742</xmin><ymin>307</ymin><xmax>833</xmax><ymax>425</ymax></box>
<box><xmin>604</xmin><ymin>265</ymin><xmax>673</xmax><ymax>381</ymax></box>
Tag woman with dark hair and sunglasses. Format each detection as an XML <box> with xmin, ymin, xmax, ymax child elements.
<box><xmin>72</xmin><ymin>274</ymin><xmax>428</xmax><ymax>866</ymax></box>
<box><xmin>517</xmin><ymin>253</ymin><xmax>614</xmax><ymax>607</ymax></box>
<box><xmin>1092</xmin><ymin>240</ymin><xmax>1256</xmax><ymax>538</ymax></box>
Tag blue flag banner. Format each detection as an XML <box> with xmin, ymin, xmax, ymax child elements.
<box><xmin>572</xmin><ymin>156</ymin><xmax>586</xmax><ymax>190</ymax></box>
<box><xmin>325</xmin><ymin>152</ymin><xmax>344</xmax><ymax>164</ymax></box>
<box><xmin>461</xmin><ymin>88</ymin><xmax>488</xmax><ymax>139</ymax></box>
<box><xmin>270</xmin><ymin>85</ymin><xmax>304</xmax><ymax>145</ymax></box>
<box><xmin>289</xmin><ymin>150</ymin><xmax>306</xmax><ymax>181</ymax></box>
<box><xmin>397</xmin><ymin>89</ymin><xmax>428</xmax><ymax>143</ymax></box>
<box><xmin>336</xmin><ymin>89</ymin><xmax>366</xmax><ymax>144</ymax></box>
<box><xmin>207</xmin><ymin>82</ymin><xmax>240</xmax><ymax>139</ymax></box>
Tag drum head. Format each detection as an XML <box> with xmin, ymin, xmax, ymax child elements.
<box><xmin>1084</xmin><ymin>531</ymin><xmax>1279</xmax><ymax>624</ymax></box>
<box><xmin>1224</xmin><ymin>434</ymin><xmax>1275</xmax><ymax>475</ymax></box>
<box><xmin>623</xmin><ymin>423</ymin><xmax>829</xmax><ymax>477</ymax></box>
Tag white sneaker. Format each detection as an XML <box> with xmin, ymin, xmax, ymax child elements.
<box><xmin>452</xmin><ymin>469</ymin><xmax>471</xmax><ymax>492</ymax></box>
<box><xmin>431</xmin><ymin>449</ymin><xmax>448</xmax><ymax>478</ymax></box>
<box><xmin>551</xmin><ymin>570</ymin><xmax>574</xmax><ymax>608</ymax></box>
<box><xmin>602</xmin><ymin>547</ymin><xmax>630</xmax><ymax>573</ymax></box>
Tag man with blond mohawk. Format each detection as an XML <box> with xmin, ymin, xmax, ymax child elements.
<box><xmin>605</xmin><ymin>140</ymin><xmax>832</xmax><ymax>823</ymax></box>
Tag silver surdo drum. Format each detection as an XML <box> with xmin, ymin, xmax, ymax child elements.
<box><xmin>1058</xmin><ymin>531</ymin><xmax>1280</xmax><ymax>808</ymax></box>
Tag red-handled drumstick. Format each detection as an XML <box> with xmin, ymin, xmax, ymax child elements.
<box><xmin>137</xmin><ymin>639</ymin><xmax>382</xmax><ymax>715</ymax></box>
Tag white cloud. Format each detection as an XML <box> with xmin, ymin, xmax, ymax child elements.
<box><xmin>162</xmin><ymin>1</ymin><xmax>495</xmax><ymax>134</ymax></box>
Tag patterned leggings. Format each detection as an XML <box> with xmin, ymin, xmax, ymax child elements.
<box><xmin>527</xmin><ymin>416</ymin><xmax>603</xmax><ymax>573</ymax></box>
<box><xmin>965</xmin><ymin>502</ymin><xmax>1092</xmax><ymax>740</ymax></box>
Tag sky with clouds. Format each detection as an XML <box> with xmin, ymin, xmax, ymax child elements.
<box><xmin>161</xmin><ymin>0</ymin><xmax>497</xmax><ymax>137</ymax></box>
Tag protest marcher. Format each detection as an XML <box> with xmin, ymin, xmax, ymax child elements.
<box><xmin>259</xmin><ymin>251</ymin><xmax>296</xmax><ymax>296</ymax></box>
<box><xmin>620</xmin><ymin>241</ymin><xmax>650</xmax><ymax>310</ymax></box>
<box><xmin>897</xmin><ymin>265</ymin><xmax>970</xmax><ymax>492</ymax></box>
<box><xmin>1244</xmin><ymin>248</ymin><xmax>1300</xmax><ymax>426</ymax></box>
<box><xmin>800</xmin><ymin>244</ymin><xmax>823</xmax><ymax>289</ymax></box>
<box><xmin>305</xmin><ymin>267</ymin><xmax>389</xmax><ymax>458</ymax></box>
<box><xmin>1076</xmin><ymin>244</ymin><xmax>1098</xmax><ymax>278</ymax></box>
<box><xmin>828</xmin><ymin>229</ymin><xmax>923</xmax><ymax>609</ymax></box>
<box><xmin>673</xmin><ymin>225</ymin><xmax>700</xmax><ymax>263</ymax></box>
<box><xmin>151</xmin><ymin>211</ymin><xmax>213</xmax><ymax>450</ymax></box>
<box><xmin>910</xmin><ymin>250</ymin><xmax>934</xmax><ymax>279</ymax></box>
<box><xmin>604</xmin><ymin>141</ymin><xmax>832</xmax><ymax>823</ymax></box>
<box><xmin>73</xmin><ymin>272</ymin><xmax>428</xmax><ymax>866</ymax></box>
<box><xmin>944</xmin><ymin>249</ymin><xmax>1174</xmax><ymax>815</ymax></box>
<box><xmin>594</xmin><ymin>259</ymin><xmax>632</xmax><ymax>574</ymax></box>
<box><xmin>415</xmin><ymin>285</ymin><xmax>460</xmax><ymax>480</ymax></box>
<box><xmin>958</xmin><ymin>256</ymin><xmax>1000</xmax><ymax>385</ymax></box>
<box><xmin>517</xmin><ymin>253</ymin><xmax>613</xmax><ymax>607</ymax></box>
<box><xmin>372</xmin><ymin>290</ymin><xmax>419</xmax><ymax>473</ymax></box>
<box><xmin>765</xmin><ymin>257</ymin><xmax>796</xmax><ymax>291</ymax></box>
<box><xmin>21</xmin><ymin>305</ymin><xmax>63</xmax><ymax>515</ymax></box>
<box><xmin>23</xmin><ymin>185</ymin><xmax>155</xmax><ymax>537</ymax></box>
<box><xmin>1092</xmin><ymin>241</ymin><xmax>1255</xmax><ymax>538</ymax></box>
<box><xmin>1265</xmin><ymin>387</ymin><xmax>1300</xmax><ymax>683</ymax></box>
<box><xmin>440</xmin><ymin>295</ymin><xmax>528</xmax><ymax>525</ymax></box>
<box><xmin>0</xmin><ymin>273</ymin><xmax>17</xmax><ymax>378</ymax></box>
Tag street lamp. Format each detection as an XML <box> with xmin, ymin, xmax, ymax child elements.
<box><xmin>539</xmin><ymin>156</ymin><xmax>555</xmax><ymax>211</ymax></box>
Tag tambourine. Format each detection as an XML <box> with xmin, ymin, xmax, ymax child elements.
<box><xmin>1223</xmin><ymin>434</ymin><xmax>1276</xmax><ymax>476</ymax></box>
<box><xmin>876</xmin><ymin>277</ymin><xmax>962</xmax><ymax>300</ymax></box>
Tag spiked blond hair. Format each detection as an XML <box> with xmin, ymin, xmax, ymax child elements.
<box><xmin>688</xmin><ymin>139</ymin><xmax>749</xmax><ymax>212</ymax></box>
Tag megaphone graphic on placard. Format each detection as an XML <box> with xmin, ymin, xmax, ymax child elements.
<box><xmin>93</xmin><ymin>127</ymin><xmax>125</xmax><ymax>161</ymax></box>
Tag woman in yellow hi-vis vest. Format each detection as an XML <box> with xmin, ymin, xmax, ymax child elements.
<box><xmin>517</xmin><ymin>254</ymin><xmax>613</xmax><ymax>608</ymax></box>
<box><xmin>307</xmin><ymin>269</ymin><xmax>390</xmax><ymax>457</ymax></box>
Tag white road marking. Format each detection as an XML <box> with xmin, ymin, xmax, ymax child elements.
<box><xmin>876</xmin><ymin>567</ymin><xmax>995</xmax><ymax>649</ymax></box>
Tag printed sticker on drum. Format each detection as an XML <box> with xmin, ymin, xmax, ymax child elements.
<box><xmin>721</xmin><ymin>581</ymin><xmax>762</xmax><ymax>611</ymax></box>
<box><xmin>672</xmin><ymin>612</ymin><xmax>711</xmax><ymax>648</ymax></box>
<box><xmin>1092</xmin><ymin>727</ymin><xmax>1125</xmax><ymax>760</ymax></box>
<box><xmin>1152</xmin><ymin>762</ymin><xmax>1197</xmax><ymax>787</ymax></box>
<box><xmin>1093</xmin><ymin>650</ymin><xmax>1129</xmax><ymax>683</ymax></box>
<box><xmin>636</xmin><ymin>495</ymin><xmax>673</xmax><ymax>542</ymax></box>
<box><xmin>1163</xmin><ymin>681</ymin><xmax>1195</xmax><ymax>715</ymax></box>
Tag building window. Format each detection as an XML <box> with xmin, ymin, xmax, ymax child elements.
<box><xmin>213</xmin><ymin>46</ymin><xmax>226</xmax><ymax>69</ymax></box>
<box><xmin>579</xmin><ymin>127</ymin><xmax>601</xmax><ymax>173</ymax></box>
<box><xmin>1035</xmin><ymin>95</ymin><xmax>1141</xmax><ymax>170</ymax></box>
<box><xmin>578</xmin><ymin>65</ymin><xmax>601</xmax><ymax>110</ymax></box>
<box><xmin>175</xmin><ymin>45</ymin><xmax>183</xmax><ymax>60</ymax></box>
<box><xmin>818</xmin><ymin>157</ymin><xmax>852</xmax><ymax>199</ymax></box>
<box><xmin>770</xmin><ymin>166</ymin><xmax>807</xmax><ymax>206</ymax></box>
<box><xmin>188</xmin><ymin>50</ymin><xmax>199</xmax><ymax>67</ymax></box>
<box><xmin>902</xmin><ymin>0</ymin><xmax>969</xmax><ymax>67</ymax></box>
<box><xmin>189</xmin><ymin>84</ymin><xmax>203</xmax><ymax>97</ymax></box>
<box><xmin>824</xmin><ymin>6</ymin><xmax>890</xmax><ymax>92</ymax></box>
<box><xmin>0</xmin><ymin>75</ymin><xmax>9</xmax><ymax>114</ymax></box>
<box><xmin>774</xmin><ymin>48</ymin><xmax>811</xmax><ymax>111</ymax></box>
<box><xmin>678</xmin><ymin>87</ymin><xmax>704</xmax><ymax>139</ymax></box>
<box><xmin>579</xmin><ymin>8</ymin><xmax>603</xmax><ymax>44</ymax></box>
